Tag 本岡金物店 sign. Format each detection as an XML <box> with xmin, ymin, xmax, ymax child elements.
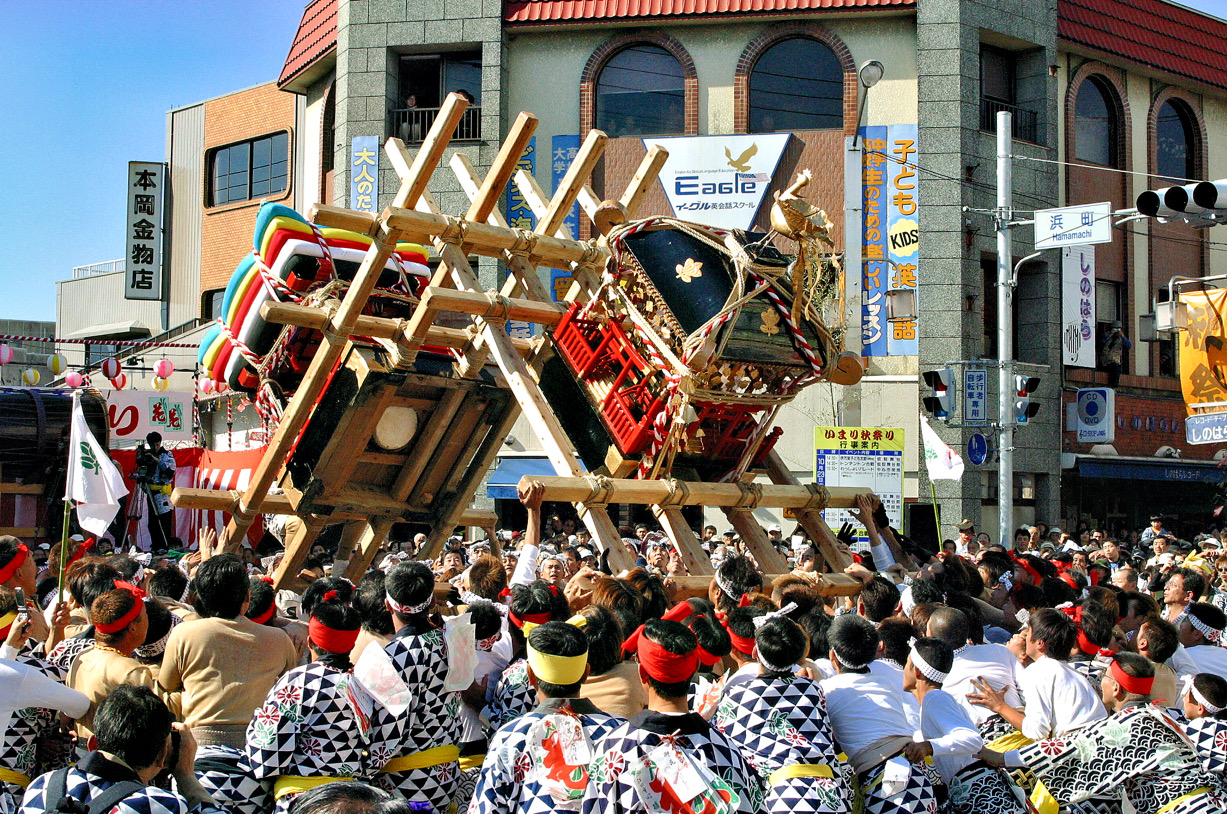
<box><xmin>644</xmin><ymin>134</ymin><xmax>790</xmax><ymax>231</ymax></box>
<box><xmin>860</xmin><ymin>125</ymin><xmax>920</xmax><ymax>357</ymax></box>
<box><xmin>125</xmin><ymin>162</ymin><xmax>165</xmax><ymax>301</ymax></box>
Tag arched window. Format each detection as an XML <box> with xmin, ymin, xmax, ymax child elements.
<box><xmin>748</xmin><ymin>38</ymin><xmax>843</xmax><ymax>132</ymax></box>
<box><xmin>1156</xmin><ymin>99</ymin><xmax>1196</xmax><ymax>180</ymax></box>
<box><xmin>1074</xmin><ymin>77</ymin><xmax>1117</xmax><ymax>166</ymax></box>
<box><xmin>595</xmin><ymin>45</ymin><xmax>685</xmax><ymax>138</ymax></box>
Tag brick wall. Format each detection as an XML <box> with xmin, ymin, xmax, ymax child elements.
<box><xmin>200</xmin><ymin>83</ymin><xmax>297</xmax><ymax>295</ymax></box>
<box><xmin>1062</xmin><ymin>390</ymin><xmax>1215</xmax><ymax>459</ymax></box>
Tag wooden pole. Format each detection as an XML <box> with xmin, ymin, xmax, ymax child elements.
<box><xmin>518</xmin><ymin>475</ymin><xmax>855</xmax><ymax>510</ymax></box>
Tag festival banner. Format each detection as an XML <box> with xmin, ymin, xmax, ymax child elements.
<box><xmin>885</xmin><ymin>124</ymin><xmax>919</xmax><ymax>355</ymax></box>
<box><xmin>349</xmin><ymin>136</ymin><xmax>379</xmax><ymax>213</ymax></box>
<box><xmin>1178</xmin><ymin>287</ymin><xmax>1227</xmax><ymax>415</ymax></box>
<box><xmin>860</xmin><ymin>126</ymin><xmax>889</xmax><ymax>356</ymax></box>
<box><xmin>1061</xmin><ymin>245</ymin><xmax>1096</xmax><ymax>367</ymax></box>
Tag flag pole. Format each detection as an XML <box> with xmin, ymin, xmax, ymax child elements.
<box><xmin>58</xmin><ymin>393</ymin><xmax>77</xmax><ymax>604</ymax></box>
<box><xmin>929</xmin><ymin>477</ymin><xmax>941</xmax><ymax>547</ymax></box>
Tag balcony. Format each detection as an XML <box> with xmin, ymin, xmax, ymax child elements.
<box><xmin>391</xmin><ymin>105</ymin><xmax>481</xmax><ymax>143</ymax></box>
<box><xmin>980</xmin><ymin>98</ymin><xmax>1040</xmax><ymax>144</ymax></box>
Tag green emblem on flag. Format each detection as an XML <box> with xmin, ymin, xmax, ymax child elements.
<box><xmin>80</xmin><ymin>441</ymin><xmax>101</xmax><ymax>475</ymax></box>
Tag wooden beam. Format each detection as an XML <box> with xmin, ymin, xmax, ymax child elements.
<box><xmin>0</xmin><ymin>483</ymin><xmax>43</xmax><ymax>495</ymax></box>
<box><xmin>518</xmin><ymin>476</ymin><xmax>856</xmax><ymax>510</ymax></box>
<box><xmin>762</xmin><ymin>450</ymin><xmax>852</xmax><ymax>572</ymax></box>
<box><xmin>390</xmin><ymin>388</ymin><xmax>467</xmax><ymax>502</ymax></box>
<box><xmin>466</xmin><ymin>111</ymin><xmax>538</xmax><ymax>223</ymax></box>
<box><xmin>341</xmin><ymin>517</ymin><xmax>397</xmax><ymax>583</ymax></box>
<box><xmin>514</xmin><ymin>168</ymin><xmax>572</xmax><ymax>239</ymax></box>
<box><xmin>540</xmin><ymin>129</ymin><xmax>607</xmax><ymax>236</ymax></box>
<box><xmin>272</xmin><ymin>515</ymin><xmax>327</xmax><ymax>590</ymax></box>
<box><xmin>409</xmin><ymin>286</ymin><xmax>565</xmax><ymax>327</ymax></box>
<box><xmin>620</xmin><ymin>144</ymin><xmax>670</xmax><ymax>216</ymax></box>
<box><xmin>652</xmin><ymin>504</ymin><xmax>713</xmax><ymax>576</ymax></box>
<box><xmin>451</xmin><ymin>153</ymin><xmax>509</xmax><ymax>228</ymax></box>
<box><xmin>309</xmin><ymin>204</ymin><xmax>377</xmax><ymax>235</ymax></box>
<box><xmin>389</xmin><ymin>92</ymin><xmax>471</xmax><ymax>211</ymax></box>
<box><xmin>172</xmin><ymin>486</ymin><xmax>493</xmax><ymax>528</ymax></box>
<box><xmin>667</xmin><ymin>573</ymin><xmax>864</xmax><ymax>600</ymax></box>
<box><xmin>725</xmin><ymin>507</ymin><xmax>790</xmax><ymax>573</ymax></box>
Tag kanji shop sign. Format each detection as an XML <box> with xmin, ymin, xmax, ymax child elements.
<box><xmin>107</xmin><ymin>390</ymin><xmax>192</xmax><ymax>446</ymax></box>
<box><xmin>1179</xmin><ymin>287</ymin><xmax>1227</xmax><ymax>415</ymax></box>
<box><xmin>124</xmin><ymin>162</ymin><xmax>165</xmax><ymax>301</ymax></box>
<box><xmin>349</xmin><ymin>136</ymin><xmax>379</xmax><ymax>214</ymax></box>
<box><xmin>643</xmin><ymin>133</ymin><xmax>790</xmax><ymax>231</ymax></box>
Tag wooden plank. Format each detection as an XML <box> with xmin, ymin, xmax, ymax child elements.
<box><xmin>725</xmin><ymin>507</ymin><xmax>791</xmax><ymax>574</ymax></box>
<box><xmin>272</xmin><ymin>515</ymin><xmax>328</xmax><ymax>591</ymax></box>
<box><xmin>172</xmin><ymin>488</ymin><xmax>296</xmax><ymax>514</ymax></box>
<box><xmin>540</xmin><ymin>129</ymin><xmax>607</xmax><ymax>236</ymax></box>
<box><xmin>390</xmin><ymin>388</ymin><xmax>467</xmax><ymax>502</ymax></box>
<box><xmin>466</xmin><ymin>111</ymin><xmax>538</xmax><ymax>223</ymax></box>
<box><xmin>0</xmin><ymin>527</ymin><xmax>44</xmax><ymax>537</ymax></box>
<box><xmin>414</xmin><ymin>286</ymin><xmax>565</xmax><ymax>326</ymax></box>
<box><xmin>341</xmin><ymin>517</ymin><xmax>397</xmax><ymax>583</ymax></box>
<box><xmin>514</xmin><ymin>168</ymin><xmax>572</xmax><ymax>239</ymax></box>
<box><xmin>762</xmin><ymin>450</ymin><xmax>852</xmax><ymax>572</ymax></box>
<box><xmin>668</xmin><ymin>573</ymin><xmax>863</xmax><ymax>600</ymax></box>
<box><xmin>520</xmin><ymin>476</ymin><xmax>858</xmax><ymax>510</ymax></box>
<box><xmin>451</xmin><ymin>153</ymin><xmax>510</xmax><ymax>227</ymax></box>
<box><xmin>577</xmin><ymin>185</ymin><xmax>601</xmax><ymax>221</ymax></box>
<box><xmin>406</xmin><ymin>398</ymin><xmax>488</xmax><ymax>509</ymax></box>
<box><xmin>309</xmin><ymin>204</ymin><xmax>377</xmax><ymax>235</ymax></box>
<box><xmin>620</xmin><ymin>144</ymin><xmax>670</xmax><ymax>216</ymax></box>
<box><xmin>0</xmin><ymin>483</ymin><xmax>43</xmax><ymax>495</ymax></box>
<box><xmin>652</xmin><ymin>504</ymin><xmax>713</xmax><ymax>576</ymax></box>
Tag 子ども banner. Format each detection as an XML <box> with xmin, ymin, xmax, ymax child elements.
<box><xmin>860</xmin><ymin>124</ymin><xmax>919</xmax><ymax>357</ymax></box>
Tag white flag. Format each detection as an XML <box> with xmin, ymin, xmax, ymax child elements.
<box><xmin>920</xmin><ymin>415</ymin><xmax>965</xmax><ymax>481</ymax></box>
<box><xmin>67</xmin><ymin>393</ymin><xmax>129</xmax><ymax>537</ymax></box>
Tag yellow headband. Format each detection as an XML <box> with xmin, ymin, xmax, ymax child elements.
<box><xmin>0</xmin><ymin>611</ymin><xmax>16</xmax><ymax>631</ymax></box>
<box><xmin>527</xmin><ymin>645</ymin><xmax>589</xmax><ymax>685</ymax></box>
<box><xmin>521</xmin><ymin>613</ymin><xmax>588</xmax><ymax>637</ymax></box>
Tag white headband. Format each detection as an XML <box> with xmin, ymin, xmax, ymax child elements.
<box><xmin>752</xmin><ymin>602</ymin><xmax>798</xmax><ymax>630</ymax></box>
<box><xmin>1188</xmin><ymin>612</ymin><xmax>1222</xmax><ymax>644</ymax></box>
<box><xmin>1188</xmin><ymin>678</ymin><xmax>1225</xmax><ymax>714</ymax></box>
<box><xmin>997</xmin><ymin>572</ymin><xmax>1013</xmax><ymax>592</ymax></box>
<box><xmin>386</xmin><ymin>591</ymin><xmax>433</xmax><ymax>616</ymax></box>
<box><xmin>715</xmin><ymin>571</ymin><xmax>741</xmax><ymax>601</ymax></box>
<box><xmin>759</xmin><ymin>651</ymin><xmax>797</xmax><ymax>673</ymax></box>
<box><xmin>910</xmin><ymin>646</ymin><xmax>949</xmax><ymax>684</ymax></box>
<box><xmin>952</xmin><ymin>642</ymin><xmax>970</xmax><ymax>658</ymax></box>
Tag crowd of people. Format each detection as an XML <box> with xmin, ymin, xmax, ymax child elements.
<box><xmin>2</xmin><ymin>485</ymin><xmax>1227</xmax><ymax>814</ymax></box>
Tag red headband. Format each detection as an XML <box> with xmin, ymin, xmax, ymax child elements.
<box><xmin>1059</xmin><ymin>571</ymin><xmax>1079</xmax><ymax>591</ymax></box>
<box><xmin>510</xmin><ymin>610</ymin><xmax>552</xmax><ymax>630</ymax></box>
<box><xmin>1012</xmin><ymin>554</ymin><xmax>1041</xmax><ymax>584</ymax></box>
<box><xmin>721</xmin><ymin>618</ymin><xmax>757</xmax><ymax>656</ymax></box>
<box><xmin>308</xmin><ymin>617</ymin><xmax>359</xmax><ymax>654</ymax></box>
<box><xmin>663</xmin><ymin>602</ymin><xmax>722</xmax><ymax>666</ymax></box>
<box><xmin>634</xmin><ymin>634</ymin><xmax>699</xmax><ymax>683</ymax></box>
<box><xmin>65</xmin><ymin>538</ymin><xmax>96</xmax><ymax>570</ymax></box>
<box><xmin>1077</xmin><ymin>629</ymin><xmax>1115</xmax><ymax>658</ymax></box>
<box><xmin>1109</xmin><ymin>658</ymin><xmax>1153</xmax><ymax>696</ymax></box>
<box><xmin>251</xmin><ymin>603</ymin><xmax>277</xmax><ymax>625</ymax></box>
<box><xmin>95</xmin><ymin>581</ymin><xmax>146</xmax><ymax>634</ymax></box>
<box><xmin>0</xmin><ymin>544</ymin><xmax>29</xmax><ymax>584</ymax></box>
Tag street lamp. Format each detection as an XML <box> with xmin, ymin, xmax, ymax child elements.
<box><xmin>852</xmin><ymin>60</ymin><xmax>885</xmax><ymax>149</ymax></box>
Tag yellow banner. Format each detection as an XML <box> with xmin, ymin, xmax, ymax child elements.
<box><xmin>1179</xmin><ymin>289</ymin><xmax>1227</xmax><ymax>415</ymax></box>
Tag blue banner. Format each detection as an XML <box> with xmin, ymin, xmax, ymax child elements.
<box><xmin>549</xmin><ymin>135</ymin><xmax>581</xmax><ymax>301</ymax></box>
<box><xmin>885</xmin><ymin>123</ymin><xmax>919</xmax><ymax>355</ymax></box>
<box><xmin>349</xmin><ymin>136</ymin><xmax>379</xmax><ymax>214</ymax></box>
<box><xmin>860</xmin><ymin>126</ymin><xmax>889</xmax><ymax>356</ymax></box>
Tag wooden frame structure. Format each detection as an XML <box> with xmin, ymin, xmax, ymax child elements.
<box><xmin>173</xmin><ymin>93</ymin><xmax>862</xmax><ymax>594</ymax></box>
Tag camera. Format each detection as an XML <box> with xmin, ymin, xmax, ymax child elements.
<box><xmin>134</xmin><ymin>441</ymin><xmax>158</xmax><ymax>483</ymax></box>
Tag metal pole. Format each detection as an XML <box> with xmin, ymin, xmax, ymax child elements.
<box><xmin>842</xmin><ymin>133</ymin><xmax>864</xmax><ymax>427</ymax></box>
<box><xmin>997</xmin><ymin>110</ymin><xmax>1014</xmax><ymax>549</ymax></box>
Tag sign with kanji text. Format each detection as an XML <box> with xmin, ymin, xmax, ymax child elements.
<box><xmin>1178</xmin><ymin>287</ymin><xmax>1227</xmax><ymax>415</ymax></box>
<box><xmin>964</xmin><ymin>368</ymin><xmax>988</xmax><ymax>423</ymax></box>
<box><xmin>1035</xmin><ymin>202</ymin><xmax>1112</xmax><ymax>249</ymax></box>
<box><xmin>861</xmin><ymin>125</ymin><xmax>921</xmax><ymax>356</ymax></box>
<box><xmin>124</xmin><ymin>162</ymin><xmax>165</xmax><ymax>301</ymax></box>
<box><xmin>349</xmin><ymin>136</ymin><xmax>379</xmax><ymax>213</ymax></box>
<box><xmin>814</xmin><ymin>426</ymin><xmax>904</xmax><ymax>549</ymax></box>
<box><xmin>1062</xmin><ymin>245</ymin><xmax>1097</xmax><ymax>367</ymax></box>
<box><xmin>106</xmin><ymin>390</ymin><xmax>192</xmax><ymax>446</ymax></box>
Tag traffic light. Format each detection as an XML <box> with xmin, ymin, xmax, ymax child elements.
<box><xmin>922</xmin><ymin>368</ymin><xmax>956</xmax><ymax>420</ymax></box>
<box><xmin>1014</xmin><ymin>375</ymin><xmax>1040</xmax><ymax>424</ymax></box>
<box><xmin>1136</xmin><ymin>179</ymin><xmax>1227</xmax><ymax>225</ymax></box>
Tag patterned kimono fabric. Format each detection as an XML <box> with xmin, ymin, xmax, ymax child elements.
<box><xmin>245</xmin><ymin>661</ymin><xmax>371</xmax><ymax>814</ymax></box>
<box><xmin>20</xmin><ymin>751</ymin><xmax>199</xmax><ymax>814</ymax></box>
<box><xmin>486</xmin><ymin>659</ymin><xmax>536</xmax><ymax>731</ymax></box>
<box><xmin>713</xmin><ymin>674</ymin><xmax>852</xmax><ymax>814</ymax></box>
<box><xmin>1067</xmin><ymin>658</ymin><xmax>1109</xmax><ymax>696</ymax></box>
<box><xmin>945</xmin><ymin>761</ymin><xmax>1029</xmax><ymax>814</ymax></box>
<box><xmin>367</xmin><ymin>625</ymin><xmax>462</xmax><ymax>814</ymax></box>
<box><xmin>1183</xmin><ymin>715</ymin><xmax>1227</xmax><ymax>780</ymax></box>
<box><xmin>0</xmin><ymin>652</ymin><xmax>72</xmax><ymax>814</ymax></box>
<box><xmin>1016</xmin><ymin>701</ymin><xmax>1227</xmax><ymax>814</ymax></box>
<box><xmin>468</xmin><ymin>698</ymin><xmax>623</xmax><ymax>814</ymax></box>
<box><xmin>194</xmin><ymin>744</ymin><xmax>271</xmax><ymax>814</ymax></box>
<box><xmin>581</xmin><ymin>710</ymin><xmax>765</xmax><ymax>814</ymax></box>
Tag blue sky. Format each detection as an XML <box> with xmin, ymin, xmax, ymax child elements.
<box><xmin>1</xmin><ymin>0</ymin><xmax>1226</xmax><ymax>323</ymax></box>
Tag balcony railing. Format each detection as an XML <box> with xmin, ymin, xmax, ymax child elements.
<box><xmin>390</xmin><ymin>105</ymin><xmax>482</xmax><ymax>143</ymax></box>
<box><xmin>979</xmin><ymin>98</ymin><xmax>1040</xmax><ymax>144</ymax></box>
<box><xmin>72</xmin><ymin>259</ymin><xmax>125</xmax><ymax>279</ymax></box>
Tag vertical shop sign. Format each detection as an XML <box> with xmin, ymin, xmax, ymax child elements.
<box><xmin>886</xmin><ymin>125</ymin><xmax>919</xmax><ymax>355</ymax></box>
<box><xmin>125</xmin><ymin>162</ymin><xmax>165</xmax><ymax>301</ymax></box>
<box><xmin>349</xmin><ymin>136</ymin><xmax>379</xmax><ymax>214</ymax></box>
<box><xmin>860</xmin><ymin>126</ymin><xmax>889</xmax><ymax>356</ymax></box>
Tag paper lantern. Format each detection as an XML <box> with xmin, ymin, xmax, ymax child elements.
<box><xmin>153</xmin><ymin>376</ymin><xmax>170</xmax><ymax>391</ymax></box>
<box><xmin>100</xmin><ymin>358</ymin><xmax>121</xmax><ymax>379</ymax></box>
<box><xmin>199</xmin><ymin>379</ymin><xmax>215</xmax><ymax>395</ymax></box>
<box><xmin>46</xmin><ymin>353</ymin><xmax>67</xmax><ymax>376</ymax></box>
<box><xmin>64</xmin><ymin>371</ymin><xmax>84</xmax><ymax>388</ymax></box>
<box><xmin>110</xmin><ymin>374</ymin><xmax>128</xmax><ymax>390</ymax></box>
<box><xmin>22</xmin><ymin>368</ymin><xmax>39</xmax><ymax>387</ymax></box>
<box><xmin>0</xmin><ymin>345</ymin><xmax>12</xmax><ymax>366</ymax></box>
<box><xmin>153</xmin><ymin>359</ymin><xmax>174</xmax><ymax>379</ymax></box>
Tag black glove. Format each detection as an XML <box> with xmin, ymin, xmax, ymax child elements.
<box><xmin>836</xmin><ymin>522</ymin><xmax>856</xmax><ymax>548</ymax></box>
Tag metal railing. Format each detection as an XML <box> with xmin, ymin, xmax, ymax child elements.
<box><xmin>390</xmin><ymin>105</ymin><xmax>481</xmax><ymax>143</ymax></box>
<box><xmin>980</xmin><ymin>98</ymin><xmax>1040</xmax><ymax>144</ymax></box>
<box><xmin>72</xmin><ymin>259</ymin><xmax>125</xmax><ymax>279</ymax></box>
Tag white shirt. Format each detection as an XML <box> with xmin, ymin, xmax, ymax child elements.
<box><xmin>1017</xmin><ymin>656</ymin><xmax>1105</xmax><ymax>740</ymax></box>
<box><xmin>821</xmin><ymin>669</ymin><xmax>914</xmax><ymax>760</ymax></box>
<box><xmin>868</xmin><ymin>659</ymin><xmax>921</xmax><ymax>732</ymax></box>
<box><xmin>919</xmin><ymin>689</ymin><xmax>984</xmax><ymax>783</ymax></box>
<box><xmin>943</xmin><ymin>643</ymin><xmax>1025</xmax><ymax>726</ymax></box>
<box><xmin>0</xmin><ymin>657</ymin><xmax>90</xmax><ymax>740</ymax></box>
<box><xmin>1180</xmin><ymin>644</ymin><xmax>1227</xmax><ymax>681</ymax></box>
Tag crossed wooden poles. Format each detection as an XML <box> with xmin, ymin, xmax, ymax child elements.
<box><xmin>173</xmin><ymin>93</ymin><xmax>863</xmax><ymax>595</ymax></box>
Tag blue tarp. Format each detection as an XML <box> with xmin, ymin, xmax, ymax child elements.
<box><xmin>486</xmin><ymin>456</ymin><xmax>554</xmax><ymax>499</ymax></box>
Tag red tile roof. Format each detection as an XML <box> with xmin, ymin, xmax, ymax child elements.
<box><xmin>505</xmin><ymin>0</ymin><xmax>913</xmax><ymax>25</ymax></box>
<box><xmin>1059</xmin><ymin>0</ymin><xmax>1227</xmax><ymax>93</ymax></box>
<box><xmin>278</xmin><ymin>0</ymin><xmax>337</xmax><ymax>90</ymax></box>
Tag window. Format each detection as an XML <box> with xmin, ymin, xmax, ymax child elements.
<box><xmin>979</xmin><ymin>46</ymin><xmax>1039</xmax><ymax>142</ymax></box>
<box><xmin>1156</xmin><ymin>100</ymin><xmax>1196</xmax><ymax>181</ymax></box>
<box><xmin>748</xmin><ymin>38</ymin><xmax>843</xmax><ymax>133</ymax></box>
<box><xmin>1075</xmin><ymin>78</ymin><xmax>1117</xmax><ymax>167</ymax></box>
<box><xmin>209</xmin><ymin>132</ymin><xmax>289</xmax><ymax>206</ymax></box>
<box><xmin>395</xmin><ymin>53</ymin><xmax>482</xmax><ymax>142</ymax></box>
<box><xmin>202</xmin><ymin>289</ymin><xmax>225</xmax><ymax>321</ymax></box>
<box><xmin>1095</xmin><ymin>280</ymin><xmax>1124</xmax><ymax>370</ymax></box>
<box><xmin>596</xmin><ymin>45</ymin><xmax>685</xmax><ymax>138</ymax></box>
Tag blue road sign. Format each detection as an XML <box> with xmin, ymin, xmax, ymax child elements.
<box><xmin>967</xmin><ymin>433</ymin><xmax>989</xmax><ymax>466</ymax></box>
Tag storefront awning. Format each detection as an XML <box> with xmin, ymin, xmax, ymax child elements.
<box><xmin>67</xmin><ymin>320</ymin><xmax>150</xmax><ymax>339</ymax></box>
<box><xmin>486</xmin><ymin>456</ymin><xmax>555</xmax><ymax>499</ymax></box>
<box><xmin>1076</xmin><ymin>455</ymin><xmax>1227</xmax><ymax>484</ymax></box>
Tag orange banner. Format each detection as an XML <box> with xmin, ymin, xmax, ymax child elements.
<box><xmin>1179</xmin><ymin>288</ymin><xmax>1227</xmax><ymax>415</ymax></box>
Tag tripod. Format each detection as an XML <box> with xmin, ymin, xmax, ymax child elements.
<box><xmin>121</xmin><ymin>478</ymin><xmax>172</xmax><ymax>552</ymax></box>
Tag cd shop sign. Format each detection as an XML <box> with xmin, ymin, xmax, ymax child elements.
<box><xmin>644</xmin><ymin>134</ymin><xmax>792</xmax><ymax>231</ymax></box>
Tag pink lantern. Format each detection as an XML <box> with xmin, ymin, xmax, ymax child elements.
<box><xmin>100</xmin><ymin>358</ymin><xmax>121</xmax><ymax>379</ymax></box>
<box><xmin>199</xmin><ymin>379</ymin><xmax>215</xmax><ymax>395</ymax></box>
<box><xmin>65</xmin><ymin>371</ymin><xmax>84</xmax><ymax>388</ymax></box>
<box><xmin>153</xmin><ymin>359</ymin><xmax>174</xmax><ymax>379</ymax></box>
<box><xmin>110</xmin><ymin>374</ymin><xmax>128</xmax><ymax>390</ymax></box>
<box><xmin>0</xmin><ymin>345</ymin><xmax>12</xmax><ymax>366</ymax></box>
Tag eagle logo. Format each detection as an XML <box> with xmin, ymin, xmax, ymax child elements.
<box><xmin>725</xmin><ymin>143</ymin><xmax>757</xmax><ymax>172</ymax></box>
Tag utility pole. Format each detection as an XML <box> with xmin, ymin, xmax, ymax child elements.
<box><xmin>996</xmin><ymin>110</ymin><xmax>1014</xmax><ymax>549</ymax></box>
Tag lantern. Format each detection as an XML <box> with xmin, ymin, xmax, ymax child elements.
<box><xmin>153</xmin><ymin>376</ymin><xmax>170</xmax><ymax>391</ymax></box>
<box><xmin>110</xmin><ymin>374</ymin><xmax>128</xmax><ymax>390</ymax></box>
<box><xmin>65</xmin><ymin>371</ymin><xmax>84</xmax><ymax>388</ymax></box>
<box><xmin>199</xmin><ymin>379</ymin><xmax>215</xmax><ymax>395</ymax></box>
<box><xmin>22</xmin><ymin>368</ymin><xmax>40</xmax><ymax>387</ymax></box>
<box><xmin>100</xmin><ymin>358</ymin><xmax>121</xmax><ymax>379</ymax></box>
<box><xmin>0</xmin><ymin>345</ymin><xmax>12</xmax><ymax>366</ymax></box>
<box><xmin>46</xmin><ymin>353</ymin><xmax>68</xmax><ymax>376</ymax></box>
<box><xmin>153</xmin><ymin>359</ymin><xmax>174</xmax><ymax>379</ymax></box>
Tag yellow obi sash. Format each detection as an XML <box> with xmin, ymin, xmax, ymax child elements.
<box><xmin>1156</xmin><ymin>787</ymin><xmax>1213</xmax><ymax>814</ymax></box>
<box><xmin>0</xmin><ymin>768</ymin><xmax>31</xmax><ymax>789</ymax></box>
<box><xmin>768</xmin><ymin>763</ymin><xmax>835</xmax><ymax>788</ymax></box>
<box><xmin>379</xmin><ymin>744</ymin><xmax>460</xmax><ymax>774</ymax></box>
<box><xmin>272</xmin><ymin>775</ymin><xmax>353</xmax><ymax>799</ymax></box>
<box><xmin>459</xmin><ymin>754</ymin><xmax>484</xmax><ymax>772</ymax></box>
<box><xmin>985</xmin><ymin>731</ymin><xmax>1033</xmax><ymax>752</ymax></box>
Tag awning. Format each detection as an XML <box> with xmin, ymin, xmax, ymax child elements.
<box><xmin>67</xmin><ymin>320</ymin><xmax>150</xmax><ymax>339</ymax></box>
<box><xmin>1076</xmin><ymin>455</ymin><xmax>1227</xmax><ymax>484</ymax></box>
<box><xmin>486</xmin><ymin>456</ymin><xmax>555</xmax><ymax>499</ymax></box>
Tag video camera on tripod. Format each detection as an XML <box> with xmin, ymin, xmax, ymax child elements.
<box><xmin>133</xmin><ymin>440</ymin><xmax>160</xmax><ymax>485</ymax></box>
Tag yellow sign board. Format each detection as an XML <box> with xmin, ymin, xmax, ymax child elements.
<box><xmin>1178</xmin><ymin>289</ymin><xmax>1227</xmax><ymax>415</ymax></box>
